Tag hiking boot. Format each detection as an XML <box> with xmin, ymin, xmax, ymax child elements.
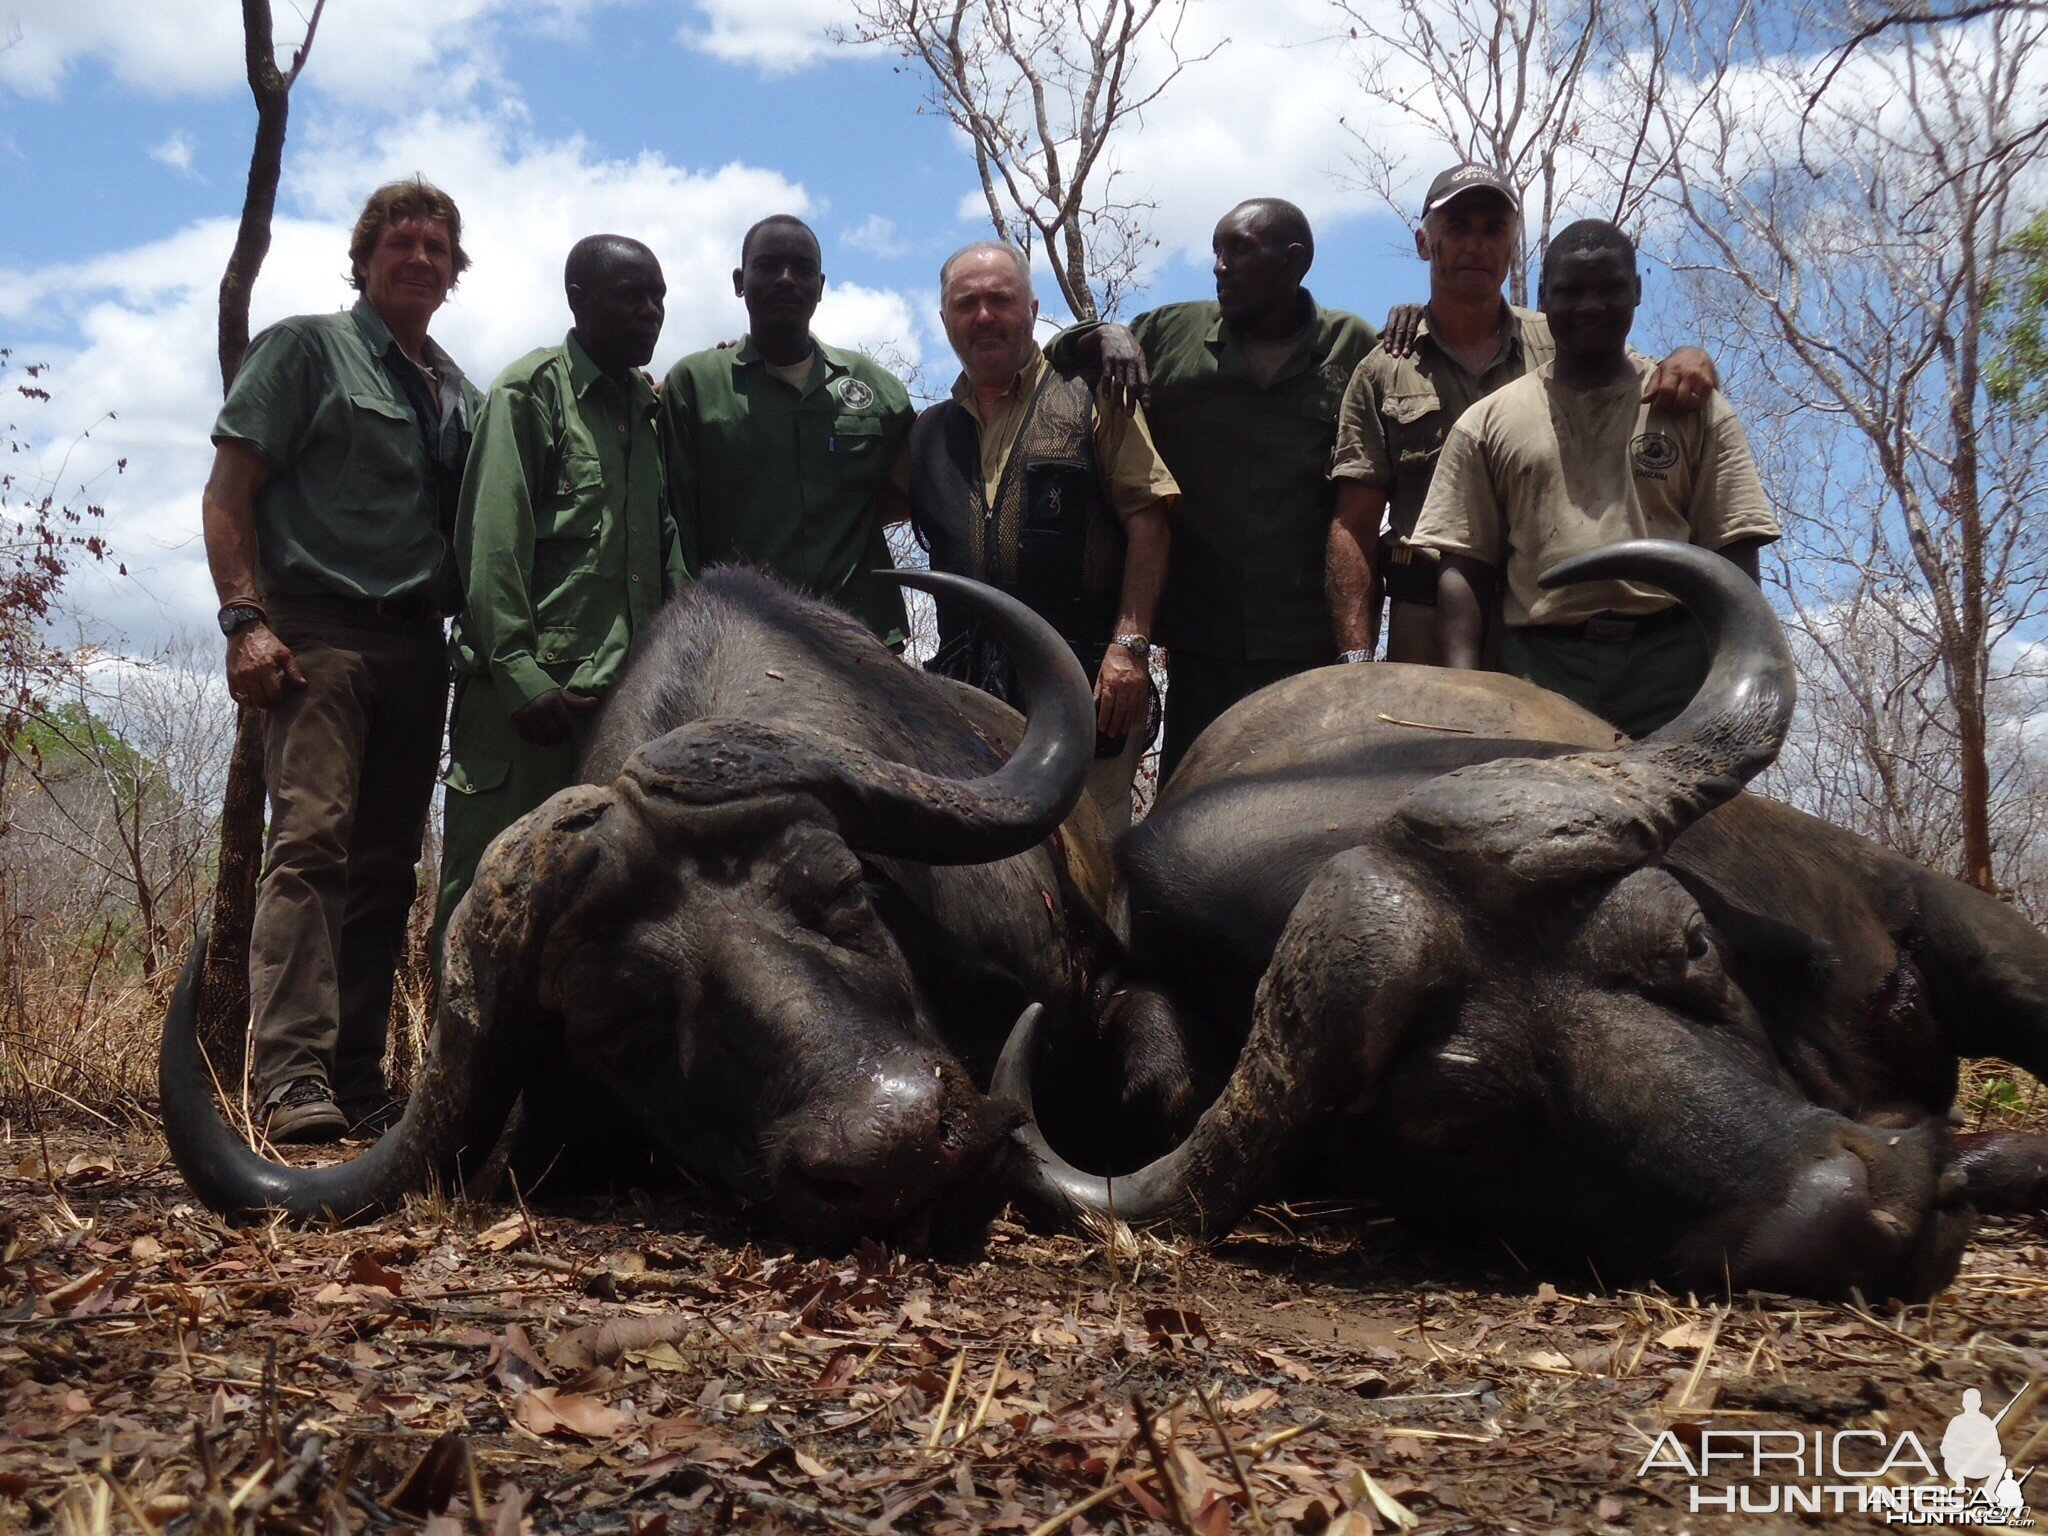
<box><xmin>265</xmin><ymin>1078</ymin><xmax>347</xmax><ymax>1145</ymax></box>
<box><xmin>342</xmin><ymin>1092</ymin><xmax>403</xmax><ymax>1139</ymax></box>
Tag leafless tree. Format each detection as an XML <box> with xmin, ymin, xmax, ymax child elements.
<box><xmin>1</xmin><ymin>635</ymin><xmax>234</xmax><ymax>1119</ymax></box>
<box><xmin>1661</xmin><ymin>2</ymin><xmax>2048</xmax><ymax>894</ymax></box>
<box><xmin>1810</xmin><ymin>2</ymin><xmax>2048</xmax><ymax>110</ymax></box>
<box><xmin>838</xmin><ymin>0</ymin><xmax>1215</xmax><ymax>319</ymax></box>
<box><xmin>8</xmin><ymin>639</ymin><xmax>232</xmax><ymax>982</ymax></box>
<box><xmin>1331</xmin><ymin>0</ymin><xmax>1728</xmax><ymax>304</ymax></box>
<box><xmin>201</xmin><ymin>0</ymin><xmax>328</xmax><ymax>1079</ymax></box>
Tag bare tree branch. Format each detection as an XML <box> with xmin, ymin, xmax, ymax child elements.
<box><xmin>1329</xmin><ymin>0</ymin><xmax>1703</xmax><ymax>304</ymax></box>
<box><xmin>203</xmin><ymin>0</ymin><xmax>326</xmax><ymax>1091</ymax></box>
<box><xmin>1664</xmin><ymin>0</ymin><xmax>2048</xmax><ymax>892</ymax></box>
<box><xmin>839</xmin><ymin>0</ymin><xmax>1213</xmax><ymax>319</ymax></box>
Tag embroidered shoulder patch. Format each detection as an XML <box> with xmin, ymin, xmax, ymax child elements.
<box><xmin>1631</xmin><ymin>431</ymin><xmax>1680</xmax><ymax>474</ymax></box>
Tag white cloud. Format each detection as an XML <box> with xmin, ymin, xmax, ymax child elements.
<box><xmin>3</xmin><ymin>110</ymin><xmax>923</xmax><ymax>646</ymax></box>
<box><xmin>0</xmin><ymin>0</ymin><xmax>607</xmax><ymax>109</ymax></box>
<box><xmin>680</xmin><ymin>0</ymin><xmax>860</xmax><ymax>74</ymax></box>
<box><xmin>843</xmin><ymin>213</ymin><xmax>907</xmax><ymax>260</ymax></box>
<box><xmin>148</xmin><ymin>131</ymin><xmax>198</xmax><ymax>178</ymax></box>
<box><xmin>684</xmin><ymin>0</ymin><xmax>1434</xmax><ymax>299</ymax></box>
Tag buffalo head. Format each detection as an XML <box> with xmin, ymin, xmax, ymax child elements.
<box><xmin>161</xmin><ymin>572</ymin><xmax>1095</xmax><ymax>1247</ymax></box>
<box><xmin>1000</xmin><ymin>543</ymin><xmax>1975</xmax><ymax>1300</ymax></box>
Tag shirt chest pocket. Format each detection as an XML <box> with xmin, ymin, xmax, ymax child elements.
<box><xmin>1383</xmin><ymin>390</ymin><xmax>1446</xmax><ymax>468</ymax></box>
<box><xmin>531</xmin><ymin>453</ymin><xmax>607</xmax><ymax>641</ymax></box>
<box><xmin>825</xmin><ymin>414</ymin><xmax>887</xmax><ymax>463</ymax></box>
<box><xmin>538</xmin><ymin>452</ymin><xmax>606</xmax><ymax>542</ymax></box>
<box><xmin>343</xmin><ymin>390</ymin><xmax>423</xmax><ymax>506</ymax></box>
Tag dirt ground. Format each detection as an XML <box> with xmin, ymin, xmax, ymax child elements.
<box><xmin>0</xmin><ymin>1119</ymin><xmax>2042</xmax><ymax>1536</ymax></box>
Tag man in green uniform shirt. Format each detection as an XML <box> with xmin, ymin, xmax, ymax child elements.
<box><xmin>1049</xmin><ymin>198</ymin><xmax>1379</xmax><ymax>777</ymax></box>
<box><xmin>661</xmin><ymin>215</ymin><xmax>914</xmax><ymax>644</ymax></box>
<box><xmin>1411</xmin><ymin>221</ymin><xmax>1779</xmax><ymax>737</ymax></box>
<box><xmin>204</xmin><ymin>178</ymin><xmax>478</xmax><ymax>1144</ymax></box>
<box><xmin>438</xmin><ymin>235</ymin><xmax>681</xmax><ymax>930</ymax></box>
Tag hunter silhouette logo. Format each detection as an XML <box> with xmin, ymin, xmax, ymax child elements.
<box><xmin>1636</xmin><ymin>1385</ymin><xmax>2036</xmax><ymax>1524</ymax></box>
<box><xmin>1943</xmin><ymin>1390</ymin><xmax>2032</xmax><ymax>1517</ymax></box>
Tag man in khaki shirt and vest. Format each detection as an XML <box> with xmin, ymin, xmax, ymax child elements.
<box><xmin>1328</xmin><ymin>164</ymin><xmax>1722</xmax><ymax>665</ymax></box>
<box><xmin>1411</xmin><ymin>219</ymin><xmax>1780</xmax><ymax>737</ymax></box>
<box><xmin>439</xmin><ymin>235</ymin><xmax>682</xmax><ymax>930</ymax></box>
<box><xmin>907</xmin><ymin>242</ymin><xmax>1179</xmax><ymax>834</ymax></box>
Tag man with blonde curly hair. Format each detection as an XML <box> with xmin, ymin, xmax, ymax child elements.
<box><xmin>203</xmin><ymin>176</ymin><xmax>479</xmax><ymax>1144</ymax></box>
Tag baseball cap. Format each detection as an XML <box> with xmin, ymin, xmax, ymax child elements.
<box><xmin>1421</xmin><ymin>163</ymin><xmax>1521</xmax><ymax>218</ymax></box>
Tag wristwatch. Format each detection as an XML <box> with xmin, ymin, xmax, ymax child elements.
<box><xmin>218</xmin><ymin>602</ymin><xmax>268</xmax><ymax>637</ymax></box>
<box><xmin>1339</xmin><ymin>648</ymin><xmax>1374</xmax><ymax>664</ymax></box>
<box><xmin>1112</xmin><ymin>633</ymin><xmax>1151</xmax><ymax>663</ymax></box>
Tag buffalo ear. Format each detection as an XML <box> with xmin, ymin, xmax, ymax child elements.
<box><xmin>1393</xmin><ymin>742</ymin><xmax>1737</xmax><ymax>898</ymax></box>
<box><xmin>1396</xmin><ymin>540</ymin><xmax>1795</xmax><ymax>902</ymax></box>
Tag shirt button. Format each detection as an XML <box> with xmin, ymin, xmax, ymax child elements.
<box><xmin>630</xmin><ymin>574</ymin><xmax>640</xmax><ymax>582</ymax></box>
<box><xmin>543</xmin><ymin>650</ymin><xmax>556</xmax><ymax>661</ymax></box>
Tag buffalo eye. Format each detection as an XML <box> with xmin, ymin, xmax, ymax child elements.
<box><xmin>812</xmin><ymin>883</ymin><xmax>874</xmax><ymax>945</ymax></box>
<box><xmin>1651</xmin><ymin>912</ymin><xmax>1734</xmax><ymax>1014</ymax></box>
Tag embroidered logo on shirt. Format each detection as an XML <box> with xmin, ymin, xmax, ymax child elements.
<box><xmin>836</xmin><ymin>378</ymin><xmax>876</xmax><ymax>411</ymax></box>
<box><xmin>1631</xmin><ymin>431</ymin><xmax>1680</xmax><ymax>478</ymax></box>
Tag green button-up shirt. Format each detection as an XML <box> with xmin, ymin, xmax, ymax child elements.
<box><xmin>1051</xmin><ymin>293</ymin><xmax>1376</xmax><ymax>662</ymax></box>
<box><xmin>660</xmin><ymin>336</ymin><xmax>914</xmax><ymax>646</ymax></box>
<box><xmin>451</xmin><ymin>332</ymin><xmax>681</xmax><ymax>708</ymax></box>
<box><xmin>212</xmin><ymin>296</ymin><xmax>479</xmax><ymax>605</ymax></box>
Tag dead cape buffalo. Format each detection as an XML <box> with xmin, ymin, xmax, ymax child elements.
<box><xmin>161</xmin><ymin>568</ymin><xmax>1171</xmax><ymax>1248</ymax></box>
<box><xmin>1000</xmin><ymin>541</ymin><xmax>2048</xmax><ymax>1301</ymax></box>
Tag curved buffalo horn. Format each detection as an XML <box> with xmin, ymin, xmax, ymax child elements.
<box><xmin>619</xmin><ymin>571</ymin><xmax>1096</xmax><ymax>865</ymax></box>
<box><xmin>1394</xmin><ymin>540</ymin><xmax>1795</xmax><ymax>894</ymax></box>
<box><xmin>1000</xmin><ymin>853</ymin><xmax>1462</xmax><ymax>1233</ymax></box>
<box><xmin>159</xmin><ymin>788</ymin><xmax>621</xmax><ymax>1221</ymax></box>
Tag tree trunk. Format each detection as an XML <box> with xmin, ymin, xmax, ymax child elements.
<box><xmin>198</xmin><ymin>0</ymin><xmax>306</xmax><ymax>1100</ymax></box>
<box><xmin>1951</xmin><ymin>232</ymin><xmax>1995</xmax><ymax>894</ymax></box>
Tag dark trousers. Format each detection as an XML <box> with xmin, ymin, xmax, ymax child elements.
<box><xmin>1502</xmin><ymin>612</ymin><xmax>1710</xmax><ymax>739</ymax></box>
<box><xmin>1161</xmin><ymin>652</ymin><xmax>1317</xmax><ymax>782</ymax></box>
<box><xmin>248</xmin><ymin>603</ymin><xmax>447</xmax><ymax>1110</ymax></box>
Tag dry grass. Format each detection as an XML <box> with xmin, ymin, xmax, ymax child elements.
<box><xmin>0</xmin><ymin>872</ymin><xmax>442</xmax><ymax>1127</ymax></box>
<box><xmin>0</xmin><ymin>936</ymin><xmax>168</xmax><ymax>1131</ymax></box>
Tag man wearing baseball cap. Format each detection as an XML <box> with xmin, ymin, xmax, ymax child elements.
<box><xmin>1326</xmin><ymin>162</ymin><xmax>1721</xmax><ymax>664</ymax></box>
<box><xmin>1409</xmin><ymin>219</ymin><xmax>1778</xmax><ymax>736</ymax></box>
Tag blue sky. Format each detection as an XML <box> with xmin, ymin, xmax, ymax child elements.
<box><xmin>0</xmin><ymin>0</ymin><xmax>1687</xmax><ymax>649</ymax></box>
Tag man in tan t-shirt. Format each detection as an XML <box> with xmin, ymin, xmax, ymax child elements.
<box><xmin>1410</xmin><ymin>218</ymin><xmax>1779</xmax><ymax>736</ymax></box>
<box><xmin>1327</xmin><ymin>163</ymin><xmax>1722</xmax><ymax>666</ymax></box>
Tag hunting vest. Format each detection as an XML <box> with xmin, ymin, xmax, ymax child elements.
<box><xmin>908</xmin><ymin>363</ymin><xmax>1123</xmax><ymax>706</ymax></box>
